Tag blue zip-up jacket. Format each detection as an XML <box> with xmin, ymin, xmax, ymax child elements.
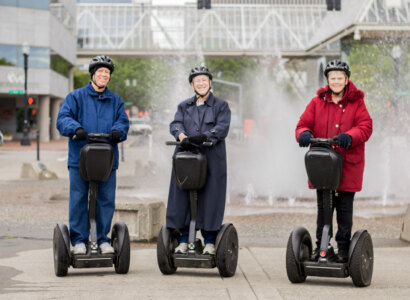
<box><xmin>57</xmin><ymin>82</ymin><xmax>129</xmax><ymax>170</ymax></box>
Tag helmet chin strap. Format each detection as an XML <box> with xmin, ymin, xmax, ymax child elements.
<box><xmin>194</xmin><ymin>86</ymin><xmax>211</xmax><ymax>98</ymax></box>
<box><xmin>91</xmin><ymin>75</ymin><xmax>110</xmax><ymax>90</ymax></box>
<box><xmin>328</xmin><ymin>81</ymin><xmax>347</xmax><ymax>96</ymax></box>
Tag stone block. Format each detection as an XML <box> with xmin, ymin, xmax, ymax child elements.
<box><xmin>20</xmin><ymin>162</ymin><xmax>58</xmax><ymax>180</ymax></box>
<box><xmin>112</xmin><ymin>198</ymin><xmax>165</xmax><ymax>242</ymax></box>
<box><xmin>400</xmin><ymin>204</ymin><xmax>410</xmax><ymax>242</ymax></box>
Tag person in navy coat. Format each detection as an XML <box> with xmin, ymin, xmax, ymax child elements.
<box><xmin>57</xmin><ymin>56</ymin><xmax>129</xmax><ymax>255</ymax></box>
<box><xmin>167</xmin><ymin>66</ymin><xmax>231</xmax><ymax>255</ymax></box>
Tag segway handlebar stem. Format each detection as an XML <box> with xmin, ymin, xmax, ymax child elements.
<box><xmin>165</xmin><ymin>141</ymin><xmax>213</xmax><ymax>147</ymax></box>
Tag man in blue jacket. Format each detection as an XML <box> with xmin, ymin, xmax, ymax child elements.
<box><xmin>57</xmin><ymin>56</ymin><xmax>129</xmax><ymax>255</ymax></box>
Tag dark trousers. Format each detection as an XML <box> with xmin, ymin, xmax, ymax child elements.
<box><xmin>316</xmin><ymin>190</ymin><xmax>355</xmax><ymax>253</ymax></box>
<box><xmin>179</xmin><ymin>227</ymin><xmax>218</xmax><ymax>244</ymax></box>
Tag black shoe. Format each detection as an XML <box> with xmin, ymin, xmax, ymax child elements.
<box><xmin>311</xmin><ymin>248</ymin><xmax>320</xmax><ymax>261</ymax></box>
<box><xmin>337</xmin><ymin>250</ymin><xmax>348</xmax><ymax>263</ymax></box>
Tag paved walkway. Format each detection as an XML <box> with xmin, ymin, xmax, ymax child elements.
<box><xmin>0</xmin><ymin>241</ymin><xmax>409</xmax><ymax>299</ymax></box>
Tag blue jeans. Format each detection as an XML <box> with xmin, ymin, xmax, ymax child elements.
<box><xmin>69</xmin><ymin>167</ymin><xmax>116</xmax><ymax>246</ymax></box>
<box><xmin>179</xmin><ymin>227</ymin><xmax>218</xmax><ymax>244</ymax></box>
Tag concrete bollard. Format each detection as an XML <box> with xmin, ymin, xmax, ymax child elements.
<box><xmin>20</xmin><ymin>162</ymin><xmax>58</xmax><ymax>180</ymax></box>
<box><xmin>112</xmin><ymin>198</ymin><xmax>165</xmax><ymax>242</ymax></box>
<box><xmin>400</xmin><ymin>204</ymin><xmax>410</xmax><ymax>242</ymax></box>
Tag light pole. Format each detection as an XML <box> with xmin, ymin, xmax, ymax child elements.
<box><xmin>21</xmin><ymin>42</ymin><xmax>31</xmax><ymax>146</ymax></box>
<box><xmin>391</xmin><ymin>45</ymin><xmax>402</xmax><ymax>135</ymax></box>
<box><xmin>391</xmin><ymin>45</ymin><xmax>402</xmax><ymax>93</ymax></box>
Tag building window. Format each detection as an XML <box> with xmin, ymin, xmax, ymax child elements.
<box><xmin>0</xmin><ymin>0</ymin><xmax>49</xmax><ymax>10</ymax></box>
<box><xmin>0</xmin><ymin>44</ymin><xmax>50</xmax><ymax>68</ymax></box>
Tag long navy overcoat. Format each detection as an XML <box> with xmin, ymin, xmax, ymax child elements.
<box><xmin>166</xmin><ymin>93</ymin><xmax>231</xmax><ymax>231</ymax></box>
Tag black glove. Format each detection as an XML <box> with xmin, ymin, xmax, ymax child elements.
<box><xmin>108</xmin><ymin>130</ymin><xmax>121</xmax><ymax>143</ymax></box>
<box><xmin>188</xmin><ymin>134</ymin><xmax>208</xmax><ymax>145</ymax></box>
<box><xmin>298</xmin><ymin>131</ymin><xmax>312</xmax><ymax>147</ymax></box>
<box><xmin>180</xmin><ymin>137</ymin><xmax>194</xmax><ymax>150</ymax></box>
<box><xmin>334</xmin><ymin>133</ymin><xmax>352</xmax><ymax>149</ymax></box>
<box><xmin>75</xmin><ymin>128</ymin><xmax>88</xmax><ymax>140</ymax></box>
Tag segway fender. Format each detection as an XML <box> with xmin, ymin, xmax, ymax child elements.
<box><xmin>291</xmin><ymin>227</ymin><xmax>311</xmax><ymax>263</ymax></box>
<box><xmin>112</xmin><ymin>222</ymin><xmax>127</xmax><ymax>253</ymax></box>
<box><xmin>161</xmin><ymin>224</ymin><xmax>172</xmax><ymax>253</ymax></box>
<box><xmin>57</xmin><ymin>223</ymin><xmax>71</xmax><ymax>256</ymax></box>
<box><xmin>215</xmin><ymin>223</ymin><xmax>232</xmax><ymax>250</ymax></box>
<box><xmin>348</xmin><ymin>229</ymin><xmax>367</xmax><ymax>265</ymax></box>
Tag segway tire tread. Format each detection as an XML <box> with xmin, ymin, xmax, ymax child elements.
<box><xmin>112</xmin><ymin>223</ymin><xmax>130</xmax><ymax>274</ymax></box>
<box><xmin>216</xmin><ymin>224</ymin><xmax>238</xmax><ymax>278</ymax></box>
<box><xmin>157</xmin><ymin>227</ymin><xmax>177</xmax><ymax>275</ymax></box>
<box><xmin>349</xmin><ymin>231</ymin><xmax>373</xmax><ymax>287</ymax></box>
<box><xmin>286</xmin><ymin>232</ymin><xmax>307</xmax><ymax>283</ymax></box>
<box><xmin>53</xmin><ymin>226</ymin><xmax>69</xmax><ymax>277</ymax></box>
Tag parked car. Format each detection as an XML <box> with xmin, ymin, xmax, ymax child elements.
<box><xmin>129</xmin><ymin>118</ymin><xmax>152</xmax><ymax>135</ymax></box>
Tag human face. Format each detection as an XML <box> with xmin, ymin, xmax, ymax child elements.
<box><xmin>328</xmin><ymin>71</ymin><xmax>348</xmax><ymax>94</ymax></box>
<box><xmin>92</xmin><ymin>67</ymin><xmax>111</xmax><ymax>88</ymax></box>
<box><xmin>191</xmin><ymin>75</ymin><xmax>211</xmax><ymax>96</ymax></box>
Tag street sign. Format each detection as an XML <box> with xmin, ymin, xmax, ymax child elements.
<box><xmin>9</xmin><ymin>89</ymin><xmax>24</xmax><ymax>95</ymax></box>
<box><xmin>397</xmin><ymin>91</ymin><xmax>410</xmax><ymax>97</ymax></box>
<box><xmin>124</xmin><ymin>101</ymin><xmax>132</xmax><ymax>106</ymax></box>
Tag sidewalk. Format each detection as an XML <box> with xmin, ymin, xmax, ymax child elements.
<box><xmin>0</xmin><ymin>138</ymin><xmax>69</xmax><ymax>151</ymax></box>
<box><xmin>0</xmin><ymin>240</ymin><xmax>409</xmax><ymax>299</ymax></box>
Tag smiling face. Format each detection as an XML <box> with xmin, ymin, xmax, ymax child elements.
<box><xmin>92</xmin><ymin>67</ymin><xmax>111</xmax><ymax>88</ymax></box>
<box><xmin>190</xmin><ymin>74</ymin><xmax>211</xmax><ymax>96</ymax></box>
<box><xmin>328</xmin><ymin>71</ymin><xmax>348</xmax><ymax>94</ymax></box>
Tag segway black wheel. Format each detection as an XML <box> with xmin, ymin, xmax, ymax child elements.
<box><xmin>286</xmin><ymin>228</ymin><xmax>311</xmax><ymax>283</ymax></box>
<box><xmin>216</xmin><ymin>224</ymin><xmax>238</xmax><ymax>277</ymax></box>
<box><xmin>111</xmin><ymin>222</ymin><xmax>130</xmax><ymax>274</ymax></box>
<box><xmin>157</xmin><ymin>226</ymin><xmax>177</xmax><ymax>275</ymax></box>
<box><xmin>53</xmin><ymin>224</ymin><xmax>70</xmax><ymax>277</ymax></box>
<box><xmin>349</xmin><ymin>231</ymin><xmax>374</xmax><ymax>287</ymax></box>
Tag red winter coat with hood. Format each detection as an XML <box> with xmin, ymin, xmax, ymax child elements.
<box><xmin>295</xmin><ymin>81</ymin><xmax>373</xmax><ymax>192</ymax></box>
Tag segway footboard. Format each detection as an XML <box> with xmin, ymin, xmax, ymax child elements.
<box><xmin>303</xmin><ymin>261</ymin><xmax>349</xmax><ymax>278</ymax></box>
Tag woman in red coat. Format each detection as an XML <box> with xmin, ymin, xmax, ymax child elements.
<box><xmin>295</xmin><ymin>60</ymin><xmax>372</xmax><ymax>262</ymax></box>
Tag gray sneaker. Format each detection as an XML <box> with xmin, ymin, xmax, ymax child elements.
<box><xmin>203</xmin><ymin>243</ymin><xmax>215</xmax><ymax>255</ymax></box>
<box><xmin>174</xmin><ymin>242</ymin><xmax>188</xmax><ymax>254</ymax></box>
<box><xmin>73</xmin><ymin>243</ymin><xmax>86</xmax><ymax>255</ymax></box>
<box><xmin>99</xmin><ymin>242</ymin><xmax>115</xmax><ymax>254</ymax></box>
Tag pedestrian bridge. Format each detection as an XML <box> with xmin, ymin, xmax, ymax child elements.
<box><xmin>76</xmin><ymin>0</ymin><xmax>410</xmax><ymax>59</ymax></box>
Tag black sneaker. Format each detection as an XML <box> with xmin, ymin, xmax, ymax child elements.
<box><xmin>337</xmin><ymin>249</ymin><xmax>348</xmax><ymax>263</ymax></box>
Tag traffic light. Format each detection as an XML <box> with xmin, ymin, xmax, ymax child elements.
<box><xmin>326</xmin><ymin>0</ymin><xmax>341</xmax><ymax>11</ymax></box>
<box><xmin>198</xmin><ymin>0</ymin><xmax>211</xmax><ymax>9</ymax></box>
<box><xmin>27</xmin><ymin>96</ymin><xmax>36</xmax><ymax>106</ymax></box>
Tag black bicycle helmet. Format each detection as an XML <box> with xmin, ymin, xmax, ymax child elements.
<box><xmin>89</xmin><ymin>55</ymin><xmax>115</xmax><ymax>76</ymax></box>
<box><xmin>188</xmin><ymin>66</ymin><xmax>213</xmax><ymax>83</ymax></box>
<box><xmin>324</xmin><ymin>60</ymin><xmax>350</xmax><ymax>78</ymax></box>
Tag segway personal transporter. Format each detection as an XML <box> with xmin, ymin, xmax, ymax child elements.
<box><xmin>156</xmin><ymin>140</ymin><xmax>238</xmax><ymax>277</ymax></box>
<box><xmin>53</xmin><ymin>133</ymin><xmax>130</xmax><ymax>277</ymax></box>
<box><xmin>286</xmin><ymin>138</ymin><xmax>373</xmax><ymax>287</ymax></box>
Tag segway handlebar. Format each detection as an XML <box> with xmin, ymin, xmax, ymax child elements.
<box><xmin>310</xmin><ymin>138</ymin><xmax>338</xmax><ymax>145</ymax></box>
<box><xmin>165</xmin><ymin>141</ymin><xmax>213</xmax><ymax>147</ymax></box>
<box><xmin>72</xmin><ymin>133</ymin><xmax>110</xmax><ymax>140</ymax></box>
